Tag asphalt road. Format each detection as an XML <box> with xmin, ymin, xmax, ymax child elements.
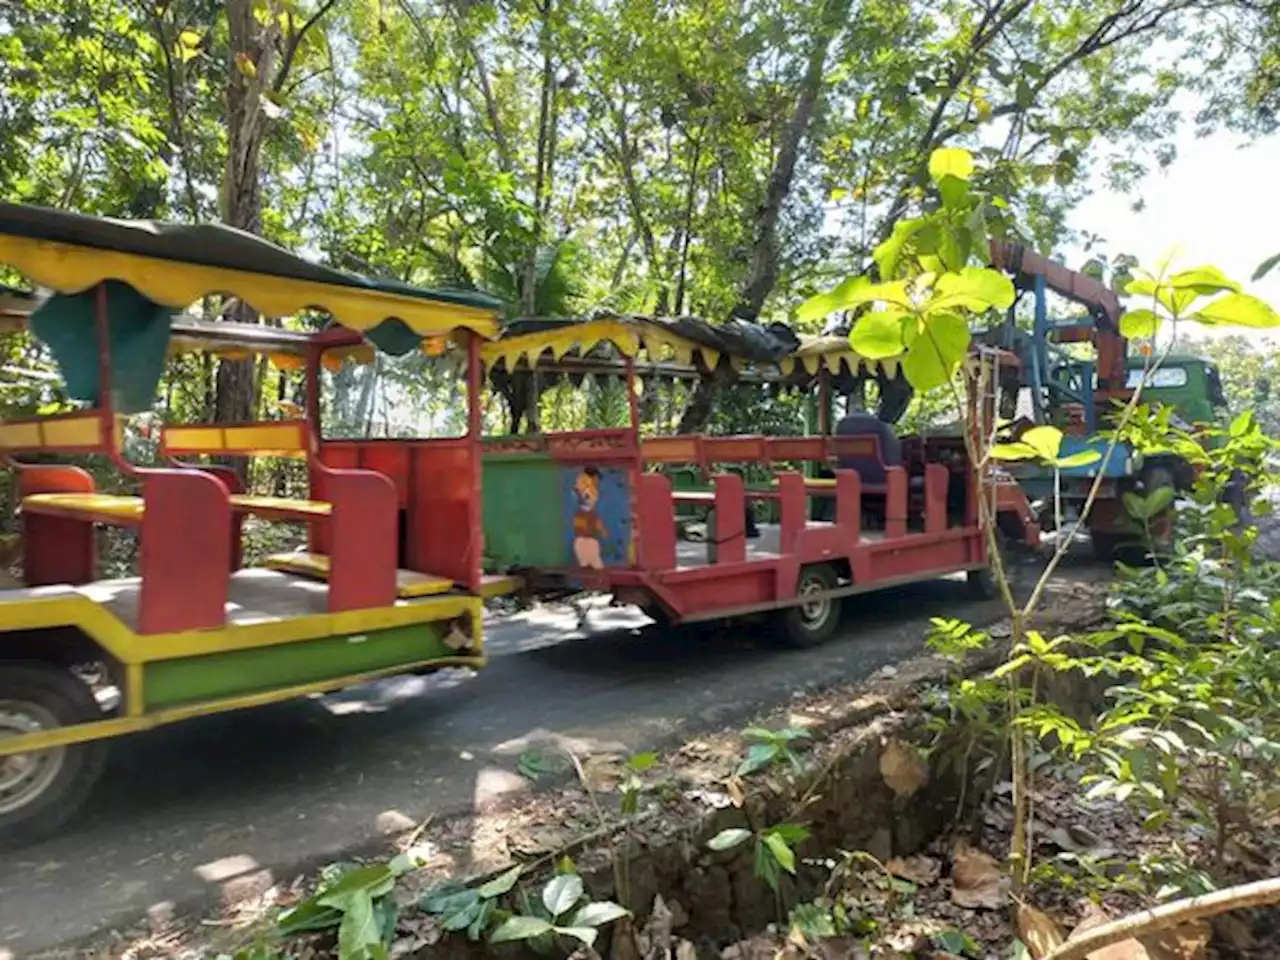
<box><xmin>0</xmin><ymin>575</ymin><xmax>1007</xmax><ymax>955</ymax></box>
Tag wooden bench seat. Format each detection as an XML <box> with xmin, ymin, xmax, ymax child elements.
<box><xmin>21</xmin><ymin>491</ymin><xmax>333</xmax><ymax>526</ymax></box>
<box><xmin>267</xmin><ymin>552</ymin><xmax>525</xmax><ymax>600</ymax></box>
<box><xmin>228</xmin><ymin>494</ymin><xmax>332</xmax><ymax>521</ymax></box>
<box><xmin>22</xmin><ymin>492</ymin><xmax>145</xmax><ymax>524</ymax></box>
<box><xmin>264</xmin><ymin>551</ymin><xmax>454</xmax><ymax>598</ymax></box>
<box><xmin>479</xmin><ymin>573</ymin><xmax>524</xmax><ymax>598</ymax></box>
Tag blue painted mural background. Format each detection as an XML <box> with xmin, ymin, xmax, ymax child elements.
<box><xmin>561</xmin><ymin>465</ymin><xmax>632</xmax><ymax>568</ymax></box>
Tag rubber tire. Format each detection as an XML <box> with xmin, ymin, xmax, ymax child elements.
<box><xmin>0</xmin><ymin>662</ymin><xmax>108</xmax><ymax>852</ymax></box>
<box><xmin>776</xmin><ymin>564</ymin><xmax>842</xmax><ymax>648</ymax></box>
<box><xmin>1090</xmin><ymin>531</ymin><xmax>1129</xmax><ymax>563</ymax></box>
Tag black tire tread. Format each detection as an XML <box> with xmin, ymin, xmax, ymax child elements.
<box><xmin>777</xmin><ymin>564</ymin><xmax>842</xmax><ymax>648</ymax></box>
<box><xmin>0</xmin><ymin>661</ymin><xmax>107</xmax><ymax>852</ymax></box>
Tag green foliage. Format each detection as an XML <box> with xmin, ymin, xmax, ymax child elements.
<box><xmin>419</xmin><ymin>865</ymin><xmax>628</xmax><ymax>953</ymax></box>
<box><xmin>706</xmin><ymin>822</ymin><xmax>811</xmax><ymax>894</ymax></box>
<box><xmin>487</xmin><ymin>871</ymin><xmax>629</xmax><ymax>952</ymax></box>
<box><xmin>737</xmin><ymin>725</ymin><xmax>813</xmax><ymax>776</ymax></box>
<box><xmin>277</xmin><ymin>850</ymin><xmax>428</xmax><ymax>960</ymax></box>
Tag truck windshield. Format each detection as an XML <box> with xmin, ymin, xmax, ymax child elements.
<box><xmin>1125</xmin><ymin>367</ymin><xmax>1188</xmax><ymax>389</ymax></box>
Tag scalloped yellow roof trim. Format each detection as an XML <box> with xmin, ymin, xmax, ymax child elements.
<box><xmin>480</xmin><ymin>319</ymin><xmax>723</xmax><ymax>372</ymax></box>
<box><xmin>0</xmin><ymin>236</ymin><xmax>501</xmax><ymax>340</ymax></box>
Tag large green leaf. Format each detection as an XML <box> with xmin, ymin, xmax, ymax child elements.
<box><xmin>708</xmin><ymin>827</ymin><xmax>752</xmax><ymax>851</ymax></box>
<box><xmin>927</xmin><ymin>267</ymin><xmax>1015</xmax><ymax>312</ymax></box>
<box><xmin>762</xmin><ymin>832</ymin><xmax>797</xmax><ymax>874</ymax></box>
<box><xmin>989</xmin><ymin>441</ymin><xmax>1040</xmax><ymax>461</ymax></box>
<box><xmin>928</xmin><ymin>147</ymin><xmax>974</xmax><ymax>183</ymax></box>
<box><xmin>567</xmin><ymin>901</ymin><xmax>630</xmax><ymax>928</ymax></box>
<box><xmin>901</xmin><ymin>312</ymin><xmax>970</xmax><ymax>392</ymax></box>
<box><xmin>541</xmin><ymin>873</ymin><xmax>584</xmax><ymax>918</ymax></box>
<box><xmin>1119</xmin><ymin>308</ymin><xmax>1159</xmax><ymax>339</ymax></box>
<box><xmin>1193</xmin><ymin>293</ymin><xmax>1280</xmax><ymax>328</ymax></box>
<box><xmin>874</xmin><ymin>219</ymin><xmax>927</xmax><ymax>279</ymax></box>
<box><xmin>850</xmin><ymin>310</ymin><xmax>909</xmax><ymax>359</ymax></box>
<box><xmin>336</xmin><ymin>891</ymin><xmax>382</xmax><ymax>960</ymax></box>
<box><xmin>476</xmin><ymin>865</ymin><xmax>522</xmax><ymax>899</ymax></box>
<box><xmin>1167</xmin><ymin>266</ymin><xmax>1240</xmax><ymax>295</ymax></box>
<box><xmin>318</xmin><ymin>866</ymin><xmax>396</xmax><ymax>911</ymax></box>
<box><xmin>554</xmin><ymin>926</ymin><xmax>600</xmax><ymax>946</ymax></box>
<box><xmin>796</xmin><ymin>275</ymin><xmax>868</xmax><ymax>322</ymax></box>
<box><xmin>1020</xmin><ymin>425</ymin><xmax>1065</xmax><ymax>461</ymax></box>
<box><xmin>489</xmin><ymin>916</ymin><xmax>555</xmax><ymax>943</ymax></box>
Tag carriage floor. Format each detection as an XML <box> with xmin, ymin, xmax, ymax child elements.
<box><xmin>75</xmin><ymin>568</ymin><xmax>333</xmax><ymax>629</ymax></box>
<box><xmin>674</xmin><ymin>522</ymin><xmax>886</xmax><ymax>568</ymax></box>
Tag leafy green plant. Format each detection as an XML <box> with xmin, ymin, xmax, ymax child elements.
<box><xmin>737</xmin><ymin>725</ymin><xmax>812</xmax><ymax>776</ymax></box>
<box><xmin>418</xmin><ymin>864</ymin><xmax>523</xmax><ymax>942</ymax></box>
<box><xmin>277</xmin><ymin>849</ymin><xmax>428</xmax><ymax>960</ymax></box>
<box><xmin>707</xmin><ymin>821</ymin><xmax>812</xmax><ymax>893</ymax></box>
<box><xmin>487</xmin><ymin>871</ymin><xmax>629</xmax><ymax>953</ymax></box>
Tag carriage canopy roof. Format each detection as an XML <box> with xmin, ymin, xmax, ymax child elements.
<box><xmin>0</xmin><ymin>203</ymin><xmax>503</xmax><ymax>339</ymax></box>
<box><xmin>0</xmin><ymin>204</ymin><xmax>502</xmax><ymax>410</ymax></box>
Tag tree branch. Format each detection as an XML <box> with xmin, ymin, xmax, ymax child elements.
<box><xmin>1046</xmin><ymin>876</ymin><xmax>1280</xmax><ymax>960</ymax></box>
<box><xmin>273</xmin><ymin>0</ymin><xmax>341</xmax><ymax>93</ymax></box>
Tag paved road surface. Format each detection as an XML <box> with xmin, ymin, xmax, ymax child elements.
<box><xmin>0</xmin><ymin>577</ymin><xmax>1005</xmax><ymax>955</ymax></box>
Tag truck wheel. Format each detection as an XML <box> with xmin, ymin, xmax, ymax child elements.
<box><xmin>777</xmin><ymin>564</ymin><xmax>842</xmax><ymax>648</ymax></box>
<box><xmin>0</xmin><ymin>662</ymin><xmax>107</xmax><ymax>852</ymax></box>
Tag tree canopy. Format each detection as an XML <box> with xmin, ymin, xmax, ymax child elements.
<box><xmin>1</xmin><ymin>0</ymin><xmax>1278</xmax><ymax>421</ymax></box>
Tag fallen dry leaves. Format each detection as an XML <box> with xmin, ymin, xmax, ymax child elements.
<box><xmin>1017</xmin><ymin>902</ymin><xmax>1065</xmax><ymax>959</ymax></box>
<box><xmin>949</xmin><ymin>840</ymin><xmax>1007</xmax><ymax>910</ymax></box>
<box><xmin>879</xmin><ymin>739</ymin><xmax>929</xmax><ymax>798</ymax></box>
<box><xmin>885</xmin><ymin>854</ymin><xmax>941</xmax><ymax>886</ymax></box>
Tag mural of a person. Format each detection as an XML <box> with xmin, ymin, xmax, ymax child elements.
<box><xmin>572</xmin><ymin>466</ymin><xmax>608</xmax><ymax>569</ymax></box>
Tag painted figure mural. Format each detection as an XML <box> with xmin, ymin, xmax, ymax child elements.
<box><xmin>572</xmin><ymin>466</ymin><xmax>608</xmax><ymax>569</ymax></box>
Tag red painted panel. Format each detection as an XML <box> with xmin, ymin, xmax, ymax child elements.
<box><xmin>663</xmin><ymin>567</ymin><xmax>775</xmax><ymax>615</ymax></box>
<box><xmin>311</xmin><ymin>444</ymin><xmax>362</xmax><ymax>555</ymax></box>
<box><xmin>359</xmin><ymin>445</ymin><xmax>413</xmax><ymax>508</ymax></box>
<box><xmin>407</xmin><ymin>442</ymin><xmax>479</xmax><ymax>586</ymax></box>
<box><xmin>18</xmin><ymin>465</ymin><xmax>97</xmax><ymax>586</ymax></box>
<box><xmin>713</xmin><ymin>473</ymin><xmax>746</xmax><ymax>564</ymax></box>
<box><xmin>172</xmin><ymin>462</ymin><xmax>244</xmax><ymax>570</ymax></box>
<box><xmin>835</xmin><ymin>470</ymin><xmax>861</xmax><ymax>541</ymax></box>
<box><xmin>777</xmin><ymin>472</ymin><xmax>806</xmax><ymax>555</ymax></box>
<box><xmin>766</xmin><ymin>437</ymin><xmax>826</xmax><ymax>463</ymax></box>
<box><xmin>925</xmin><ymin>464</ymin><xmax>949</xmax><ymax>535</ymax></box>
<box><xmin>885</xmin><ymin>467</ymin><xmax>908</xmax><ymax>539</ymax></box>
<box><xmin>138</xmin><ymin>469</ymin><xmax>230</xmax><ymax>634</ymax></box>
<box><xmin>636</xmin><ymin>473</ymin><xmax>677</xmax><ymax>570</ymax></box>
<box><xmin>325</xmin><ymin>465</ymin><xmax>398</xmax><ymax>612</ymax></box>
<box><xmin>703</xmin><ymin>435</ymin><xmax>767</xmax><ymax>463</ymax></box>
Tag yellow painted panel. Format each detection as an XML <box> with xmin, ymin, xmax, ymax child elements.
<box><xmin>231</xmin><ymin>495</ymin><xmax>331</xmax><ymax>516</ymax></box>
<box><xmin>222</xmin><ymin>422</ymin><xmax>306</xmax><ymax>455</ymax></box>
<box><xmin>22</xmin><ymin>492</ymin><xmax>144</xmax><ymax>520</ymax></box>
<box><xmin>41</xmin><ymin>414</ymin><xmax>102</xmax><ymax>447</ymax></box>
<box><xmin>264</xmin><ymin>552</ymin><xmax>456</xmax><ymax>598</ymax></box>
<box><xmin>0</xmin><ymin>422</ymin><xmax>42</xmax><ymax>449</ymax></box>
<box><xmin>163</xmin><ymin>426</ymin><xmax>225</xmax><ymax>452</ymax></box>
<box><xmin>0</xmin><ymin>586</ymin><xmax>483</xmax><ymax>667</ymax></box>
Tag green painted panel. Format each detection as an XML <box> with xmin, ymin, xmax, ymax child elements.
<box><xmin>144</xmin><ymin>623</ymin><xmax>454</xmax><ymax>709</ymax></box>
<box><xmin>482</xmin><ymin>455</ymin><xmax>566</xmax><ymax>567</ymax></box>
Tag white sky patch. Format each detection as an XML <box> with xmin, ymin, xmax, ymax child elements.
<box><xmin>1065</xmin><ymin>128</ymin><xmax>1280</xmax><ymax>342</ymax></box>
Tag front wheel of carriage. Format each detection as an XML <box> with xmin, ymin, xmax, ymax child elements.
<box><xmin>0</xmin><ymin>661</ymin><xmax>108</xmax><ymax>852</ymax></box>
<box><xmin>776</xmin><ymin>563</ymin><xmax>842</xmax><ymax>648</ymax></box>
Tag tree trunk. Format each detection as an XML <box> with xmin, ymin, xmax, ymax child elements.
<box><xmin>678</xmin><ymin>0</ymin><xmax>851</xmax><ymax>434</ymax></box>
<box><xmin>215</xmin><ymin>0</ymin><xmax>279</xmax><ymax>445</ymax></box>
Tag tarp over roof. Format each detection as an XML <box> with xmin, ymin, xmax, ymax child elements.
<box><xmin>0</xmin><ymin>203</ymin><xmax>503</xmax><ymax>340</ymax></box>
<box><xmin>483</xmin><ymin>313</ymin><xmax>905</xmax><ymax>381</ymax></box>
